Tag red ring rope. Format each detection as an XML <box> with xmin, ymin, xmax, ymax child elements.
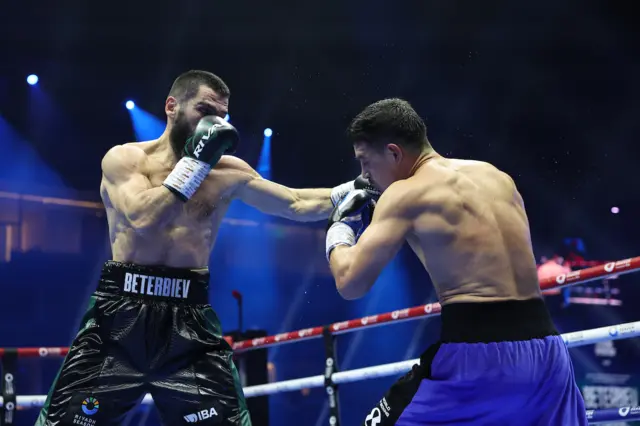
<box><xmin>1</xmin><ymin>256</ymin><xmax>638</xmax><ymax>357</ymax></box>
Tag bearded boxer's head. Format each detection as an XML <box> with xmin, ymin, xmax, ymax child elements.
<box><xmin>347</xmin><ymin>98</ymin><xmax>432</xmax><ymax>191</ymax></box>
<box><xmin>165</xmin><ymin>70</ymin><xmax>230</xmax><ymax>158</ymax></box>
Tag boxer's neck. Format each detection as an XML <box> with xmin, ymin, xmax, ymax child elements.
<box><xmin>155</xmin><ymin>132</ymin><xmax>181</xmax><ymax>167</ymax></box>
<box><xmin>408</xmin><ymin>149</ymin><xmax>440</xmax><ymax>177</ymax></box>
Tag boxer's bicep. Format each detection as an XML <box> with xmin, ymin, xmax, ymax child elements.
<box><xmin>102</xmin><ymin>147</ymin><xmax>150</xmax><ymax>210</ymax></box>
<box><xmin>331</xmin><ymin>198</ymin><xmax>412</xmax><ymax>299</ymax></box>
<box><xmin>101</xmin><ymin>146</ymin><xmax>174</xmax><ymax>230</ymax></box>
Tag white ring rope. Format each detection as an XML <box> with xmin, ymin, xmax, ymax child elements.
<box><xmin>2</xmin><ymin>320</ymin><xmax>639</xmax><ymax>424</ymax></box>
<box><xmin>246</xmin><ymin>320</ymin><xmax>640</xmax><ymax>397</ymax></box>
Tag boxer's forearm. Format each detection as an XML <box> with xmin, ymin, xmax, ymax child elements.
<box><xmin>289</xmin><ymin>188</ymin><xmax>334</xmax><ymax>221</ymax></box>
<box><xmin>238</xmin><ymin>177</ymin><xmax>333</xmax><ymax>222</ymax></box>
<box><xmin>328</xmin><ymin>245</ymin><xmax>369</xmax><ymax>300</ymax></box>
<box><xmin>125</xmin><ymin>186</ymin><xmax>183</xmax><ymax>232</ymax></box>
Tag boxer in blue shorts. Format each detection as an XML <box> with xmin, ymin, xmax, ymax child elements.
<box><xmin>326</xmin><ymin>98</ymin><xmax>588</xmax><ymax>425</ymax></box>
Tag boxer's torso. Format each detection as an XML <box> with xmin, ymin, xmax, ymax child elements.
<box><xmin>403</xmin><ymin>157</ymin><xmax>541</xmax><ymax>305</ymax></box>
<box><xmin>102</xmin><ymin>142</ymin><xmax>248</xmax><ymax>268</ymax></box>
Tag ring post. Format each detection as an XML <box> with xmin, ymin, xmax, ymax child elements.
<box><xmin>0</xmin><ymin>349</ymin><xmax>17</xmax><ymax>425</ymax></box>
<box><xmin>323</xmin><ymin>326</ymin><xmax>341</xmax><ymax>426</ymax></box>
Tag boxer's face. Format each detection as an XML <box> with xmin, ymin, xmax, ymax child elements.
<box><xmin>353</xmin><ymin>141</ymin><xmax>403</xmax><ymax>191</ymax></box>
<box><xmin>167</xmin><ymin>85</ymin><xmax>229</xmax><ymax>157</ymax></box>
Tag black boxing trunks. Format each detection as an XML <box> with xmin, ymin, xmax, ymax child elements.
<box><xmin>362</xmin><ymin>299</ymin><xmax>588</xmax><ymax>426</ymax></box>
<box><xmin>36</xmin><ymin>261</ymin><xmax>251</xmax><ymax>426</ymax></box>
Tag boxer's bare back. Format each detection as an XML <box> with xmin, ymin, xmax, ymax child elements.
<box><xmin>334</xmin><ymin>151</ymin><xmax>541</xmax><ymax>304</ymax></box>
<box><xmin>101</xmin><ymin>141</ymin><xmax>332</xmax><ymax>268</ymax></box>
<box><xmin>403</xmin><ymin>156</ymin><xmax>541</xmax><ymax>304</ymax></box>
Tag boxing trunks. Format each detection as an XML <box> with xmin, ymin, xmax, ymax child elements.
<box><xmin>36</xmin><ymin>261</ymin><xmax>251</xmax><ymax>426</ymax></box>
<box><xmin>362</xmin><ymin>299</ymin><xmax>588</xmax><ymax>426</ymax></box>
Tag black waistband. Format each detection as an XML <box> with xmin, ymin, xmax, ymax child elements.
<box><xmin>440</xmin><ymin>298</ymin><xmax>558</xmax><ymax>343</ymax></box>
<box><xmin>98</xmin><ymin>261</ymin><xmax>210</xmax><ymax>305</ymax></box>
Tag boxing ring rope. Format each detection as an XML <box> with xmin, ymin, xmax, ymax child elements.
<box><xmin>1</xmin><ymin>256</ymin><xmax>639</xmax><ymax>424</ymax></box>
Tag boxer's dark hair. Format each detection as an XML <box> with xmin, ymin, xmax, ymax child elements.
<box><xmin>169</xmin><ymin>70</ymin><xmax>230</xmax><ymax>102</ymax></box>
<box><xmin>347</xmin><ymin>98</ymin><xmax>430</xmax><ymax>152</ymax></box>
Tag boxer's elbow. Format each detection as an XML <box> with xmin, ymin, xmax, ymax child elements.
<box><xmin>334</xmin><ymin>270</ymin><xmax>369</xmax><ymax>300</ymax></box>
<box><xmin>331</xmin><ymin>247</ymin><xmax>370</xmax><ymax>300</ymax></box>
<box><xmin>336</xmin><ymin>280</ymin><xmax>365</xmax><ymax>300</ymax></box>
<box><xmin>337</xmin><ymin>276</ymin><xmax>373</xmax><ymax>300</ymax></box>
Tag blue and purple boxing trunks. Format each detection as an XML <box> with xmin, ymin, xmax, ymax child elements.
<box><xmin>363</xmin><ymin>298</ymin><xmax>588</xmax><ymax>426</ymax></box>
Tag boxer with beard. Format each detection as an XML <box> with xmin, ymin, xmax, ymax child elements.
<box><xmin>36</xmin><ymin>70</ymin><xmax>377</xmax><ymax>426</ymax></box>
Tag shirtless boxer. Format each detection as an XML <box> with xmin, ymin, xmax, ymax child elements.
<box><xmin>326</xmin><ymin>98</ymin><xmax>588</xmax><ymax>425</ymax></box>
<box><xmin>36</xmin><ymin>70</ymin><xmax>376</xmax><ymax>426</ymax></box>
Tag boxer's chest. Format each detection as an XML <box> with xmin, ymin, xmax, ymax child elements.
<box><xmin>145</xmin><ymin>164</ymin><xmax>232</xmax><ymax>222</ymax></box>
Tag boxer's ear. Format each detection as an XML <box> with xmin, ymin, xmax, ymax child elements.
<box><xmin>386</xmin><ymin>144</ymin><xmax>403</xmax><ymax>164</ymax></box>
<box><xmin>165</xmin><ymin>96</ymin><xmax>178</xmax><ymax>119</ymax></box>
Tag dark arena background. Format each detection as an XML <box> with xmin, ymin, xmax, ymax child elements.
<box><xmin>1</xmin><ymin>1</ymin><xmax>640</xmax><ymax>425</ymax></box>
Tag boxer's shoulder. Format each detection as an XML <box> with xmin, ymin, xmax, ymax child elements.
<box><xmin>103</xmin><ymin>144</ymin><xmax>147</xmax><ymax>168</ymax></box>
<box><xmin>101</xmin><ymin>144</ymin><xmax>149</xmax><ymax>181</ymax></box>
<box><xmin>211</xmin><ymin>155</ymin><xmax>259</xmax><ymax>181</ymax></box>
<box><xmin>376</xmin><ymin>180</ymin><xmax>421</xmax><ymax>216</ymax></box>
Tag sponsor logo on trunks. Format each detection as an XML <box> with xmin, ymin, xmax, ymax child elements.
<box><xmin>379</xmin><ymin>398</ymin><xmax>391</xmax><ymax>418</ymax></box>
<box><xmin>82</xmin><ymin>397</ymin><xmax>100</xmax><ymax>416</ymax></box>
<box><xmin>73</xmin><ymin>414</ymin><xmax>97</xmax><ymax>426</ymax></box>
<box><xmin>72</xmin><ymin>397</ymin><xmax>100</xmax><ymax>426</ymax></box>
<box><xmin>123</xmin><ymin>272</ymin><xmax>191</xmax><ymax>299</ymax></box>
<box><xmin>365</xmin><ymin>407</ymin><xmax>382</xmax><ymax>426</ymax></box>
<box><xmin>184</xmin><ymin>407</ymin><xmax>219</xmax><ymax>423</ymax></box>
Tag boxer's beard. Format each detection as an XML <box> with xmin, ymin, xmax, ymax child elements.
<box><xmin>168</xmin><ymin>109</ymin><xmax>194</xmax><ymax>159</ymax></box>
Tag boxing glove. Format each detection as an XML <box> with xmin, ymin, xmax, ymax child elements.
<box><xmin>164</xmin><ymin>116</ymin><xmax>239</xmax><ymax>201</ymax></box>
<box><xmin>325</xmin><ymin>190</ymin><xmax>374</xmax><ymax>260</ymax></box>
<box><xmin>330</xmin><ymin>175</ymin><xmax>381</xmax><ymax>206</ymax></box>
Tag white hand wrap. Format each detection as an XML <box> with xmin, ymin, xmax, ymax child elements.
<box><xmin>330</xmin><ymin>181</ymin><xmax>355</xmax><ymax>206</ymax></box>
<box><xmin>163</xmin><ymin>157</ymin><xmax>211</xmax><ymax>201</ymax></box>
<box><xmin>326</xmin><ymin>221</ymin><xmax>356</xmax><ymax>261</ymax></box>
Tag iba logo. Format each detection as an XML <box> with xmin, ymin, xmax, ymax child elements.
<box><xmin>81</xmin><ymin>397</ymin><xmax>99</xmax><ymax>416</ymax></box>
<box><xmin>365</xmin><ymin>407</ymin><xmax>382</xmax><ymax>426</ymax></box>
<box><xmin>184</xmin><ymin>407</ymin><xmax>219</xmax><ymax>423</ymax></box>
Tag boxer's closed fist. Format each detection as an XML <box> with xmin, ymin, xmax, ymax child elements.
<box><xmin>325</xmin><ymin>190</ymin><xmax>373</xmax><ymax>260</ymax></box>
<box><xmin>330</xmin><ymin>175</ymin><xmax>380</xmax><ymax>206</ymax></box>
<box><xmin>183</xmin><ymin>116</ymin><xmax>239</xmax><ymax>166</ymax></box>
<box><xmin>164</xmin><ymin>116</ymin><xmax>240</xmax><ymax>201</ymax></box>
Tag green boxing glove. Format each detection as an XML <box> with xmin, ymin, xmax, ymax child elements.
<box><xmin>163</xmin><ymin>116</ymin><xmax>239</xmax><ymax>201</ymax></box>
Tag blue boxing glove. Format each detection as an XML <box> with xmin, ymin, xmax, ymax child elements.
<box><xmin>325</xmin><ymin>189</ymin><xmax>374</xmax><ymax>260</ymax></box>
